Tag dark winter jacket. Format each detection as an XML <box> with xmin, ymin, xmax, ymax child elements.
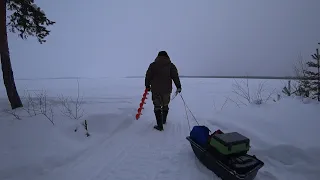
<box><xmin>145</xmin><ymin>52</ymin><xmax>181</xmax><ymax>94</ymax></box>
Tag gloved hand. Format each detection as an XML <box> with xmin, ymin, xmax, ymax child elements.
<box><xmin>175</xmin><ymin>87</ymin><xmax>182</xmax><ymax>95</ymax></box>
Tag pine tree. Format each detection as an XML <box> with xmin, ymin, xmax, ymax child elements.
<box><xmin>0</xmin><ymin>0</ymin><xmax>55</xmax><ymax>109</ymax></box>
<box><xmin>288</xmin><ymin>53</ymin><xmax>311</xmax><ymax>98</ymax></box>
<box><xmin>296</xmin><ymin>79</ymin><xmax>311</xmax><ymax>97</ymax></box>
<box><xmin>304</xmin><ymin>43</ymin><xmax>320</xmax><ymax>101</ymax></box>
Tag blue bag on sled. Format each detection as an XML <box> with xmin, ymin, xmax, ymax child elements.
<box><xmin>190</xmin><ymin>126</ymin><xmax>210</xmax><ymax>146</ymax></box>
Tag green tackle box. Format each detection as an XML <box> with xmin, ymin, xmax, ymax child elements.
<box><xmin>209</xmin><ymin>132</ymin><xmax>250</xmax><ymax>156</ymax></box>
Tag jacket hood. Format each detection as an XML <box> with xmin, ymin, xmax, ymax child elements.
<box><xmin>154</xmin><ymin>56</ymin><xmax>171</xmax><ymax>65</ymax></box>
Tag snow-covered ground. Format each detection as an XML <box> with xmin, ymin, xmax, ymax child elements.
<box><xmin>0</xmin><ymin>78</ymin><xmax>319</xmax><ymax>180</ymax></box>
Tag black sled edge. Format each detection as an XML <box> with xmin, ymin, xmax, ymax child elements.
<box><xmin>186</xmin><ymin>136</ymin><xmax>264</xmax><ymax>180</ymax></box>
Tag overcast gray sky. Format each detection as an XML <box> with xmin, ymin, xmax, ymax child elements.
<box><xmin>7</xmin><ymin>0</ymin><xmax>320</xmax><ymax>78</ymax></box>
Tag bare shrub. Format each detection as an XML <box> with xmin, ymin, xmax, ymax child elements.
<box><xmin>2</xmin><ymin>109</ymin><xmax>21</xmax><ymax>120</ymax></box>
<box><xmin>232</xmin><ymin>78</ymin><xmax>276</xmax><ymax>105</ymax></box>
<box><xmin>35</xmin><ymin>91</ymin><xmax>54</xmax><ymax>125</ymax></box>
<box><xmin>225</xmin><ymin>96</ymin><xmax>241</xmax><ymax>108</ymax></box>
<box><xmin>212</xmin><ymin>96</ymin><xmax>240</xmax><ymax>112</ymax></box>
<box><xmin>22</xmin><ymin>90</ymin><xmax>55</xmax><ymax>125</ymax></box>
<box><xmin>4</xmin><ymin>90</ymin><xmax>55</xmax><ymax>124</ymax></box>
<box><xmin>57</xmin><ymin>79</ymin><xmax>88</xmax><ymax>135</ymax></box>
<box><xmin>58</xmin><ymin>79</ymin><xmax>84</xmax><ymax>121</ymax></box>
<box><xmin>22</xmin><ymin>90</ymin><xmax>38</xmax><ymax>116</ymax></box>
<box><xmin>212</xmin><ymin>99</ymin><xmax>217</xmax><ymax>110</ymax></box>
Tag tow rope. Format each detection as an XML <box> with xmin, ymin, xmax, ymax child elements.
<box><xmin>178</xmin><ymin>93</ymin><xmax>200</xmax><ymax>131</ymax></box>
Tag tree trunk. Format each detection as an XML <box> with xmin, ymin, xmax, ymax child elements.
<box><xmin>0</xmin><ymin>0</ymin><xmax>23</xmax><ymax>109</ymax></box>
<box><xmin>317</xmin><ymin>48</ymin><xmax>320</xmax><ymax>101</ymax></box>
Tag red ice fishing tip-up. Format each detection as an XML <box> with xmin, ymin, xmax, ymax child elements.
<box><xmin>135</xmin><ymin>88</ymin><xmax>149</xmax><ymax>120</ymax></box>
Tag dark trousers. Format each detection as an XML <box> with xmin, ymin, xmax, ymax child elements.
<box><xmin>152</xmin><ymin>93</ymin><xmax>171</xmax><ymax>111</ymax></box>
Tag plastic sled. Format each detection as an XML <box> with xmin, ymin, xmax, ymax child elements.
<box><xmin>186</xmin><ymin>136</ymin><xmax>264</xmax><ymax>180</ymax></box>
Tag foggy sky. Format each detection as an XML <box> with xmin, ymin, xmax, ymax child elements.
<box><xmin>7</xmin><ymin>0</ymin><xmax>320</xmax><ymax>78</ymax></box>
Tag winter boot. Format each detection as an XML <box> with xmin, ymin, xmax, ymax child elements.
<box><xmin>162</xmin><ymin>110</ymin><xmax>168</xmax><ymax>124</ymax></box>
<box><xmin>153</xmin><ymin>110</ymin><xmax>163</xmax><ymax>131</ymax></box>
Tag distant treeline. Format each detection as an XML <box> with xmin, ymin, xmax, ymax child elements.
<box><xmin>13</xmin><ymin>76</ymin><xmax>317</xmax><ymax>80</ymax></box>
<box><xmin>15</xmin><ymin>77</ymin><xmax>108</xmax><ymax>80</ymax></box>
<box><xmin>126</xmin><ymin>75</ymin><xmax>317</xmax><ymax>80</ymax></box>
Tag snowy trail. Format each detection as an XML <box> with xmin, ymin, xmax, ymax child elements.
<box><xmin>34</xmin><ymin>95</ymin><xmax>217</xmax><ymax>180</ymax></box>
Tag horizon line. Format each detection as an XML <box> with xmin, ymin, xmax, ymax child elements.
<box><xmin>8</xmin><ymin>75</ymin><xmax>314</xmax><ymax>81</ymax></box>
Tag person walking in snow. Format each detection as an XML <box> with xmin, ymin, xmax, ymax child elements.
<box><xmin>145</xmin><ymin>51</ymin><xmax>182</xmax><ymax>131</ymax></box>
